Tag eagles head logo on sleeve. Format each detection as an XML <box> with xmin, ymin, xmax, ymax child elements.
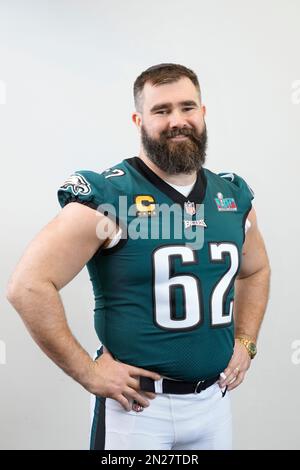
<box><xmin>59</xmin><ymin>174</ymin><xmax>91</xmax><ymax>196</ymax></box>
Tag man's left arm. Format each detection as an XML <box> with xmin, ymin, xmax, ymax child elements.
<box><xmin>219</xmin><ymin>206</ymin><xmax>271</xmax><ymax>391</ymax></box>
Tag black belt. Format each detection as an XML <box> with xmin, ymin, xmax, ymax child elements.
<box><xmin>140</xmin><ymin>375</ymin><xmax>220</xmax><ymax>395</ymax></box>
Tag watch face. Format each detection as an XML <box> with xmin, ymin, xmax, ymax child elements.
<box><xmin>249</xmin><ymin>343</ymin><xmax>257</xmax><ymax>356</ymax></box>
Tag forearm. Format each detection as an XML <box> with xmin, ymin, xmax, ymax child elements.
<box><xmin>234</xmin><ymin>265</ymin><xmax>271</xmax><ymax>342</ymax></box>
<box><xmin>7</xmin><ymin>281</ymin><xmax>93</xmax><ymax>390</ymax></box>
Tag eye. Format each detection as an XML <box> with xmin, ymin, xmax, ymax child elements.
<box><xmin>155</xmin><ymin>110</ymin><xmax>169</xmax><ymax>115</ymax></box>
<box><xmin>182</xmin><ymin>107</ymin><xmax>194</xmax><ymax>112</ymax></box>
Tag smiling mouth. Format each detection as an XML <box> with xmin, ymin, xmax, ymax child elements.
<box><xmin>169</xmin><ymin>135</ymin><xmax>189</xmax><ymax>141</ymax></box>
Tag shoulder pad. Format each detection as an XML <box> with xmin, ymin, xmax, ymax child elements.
<box><xmin>218</xmin><ymin>172</ymin><xmax>254</xmax><ymax>201</ymax></box>
<box><xmin>57</xmin><ymin>170</ymin><xmax>105</xmax><ymax>209</ymax></box>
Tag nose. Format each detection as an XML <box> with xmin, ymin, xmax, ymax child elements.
<box><xmin>167</xmin><ymin>108</ymin><xmax>188</xmax><ymax>129</ymax></box>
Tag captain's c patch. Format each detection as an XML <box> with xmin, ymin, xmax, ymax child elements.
<box><xmin>135</xmin><ymin>195</ymin><xmax>156</xmax><ymax>216</ymax></box>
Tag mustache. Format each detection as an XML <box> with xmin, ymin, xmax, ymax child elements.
<box><xmin>162</xmin><ymin>128</ymin><xmax>199</xmax><ymax>140</ymax></box>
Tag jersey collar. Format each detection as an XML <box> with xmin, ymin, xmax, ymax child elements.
<box><xmin>125</xmin><ymin>156</ymin><xmax>207</xmax><ymax>207</ymax></box>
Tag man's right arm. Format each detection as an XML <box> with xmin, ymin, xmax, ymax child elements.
<box><xmin>6</xmin><ymin>202</ymin><xmax>159</xmax><ymax>410</ymax></box>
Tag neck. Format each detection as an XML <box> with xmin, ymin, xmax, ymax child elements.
<box><xmin>138</xmin><ymin>151</ymin><xmax>198</xmax><ymax>186</ymax></box>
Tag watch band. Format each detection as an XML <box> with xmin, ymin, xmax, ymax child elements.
<box><xmin>235</xmin><ymin>337</ymin><xmax>257</xmax><ymax>359</ymax></box>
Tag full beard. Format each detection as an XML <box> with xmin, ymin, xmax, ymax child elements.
<box><xmin>141</xmin><ymin>123</ymin><xmax>207</xmax><ymax>175</ymax></box>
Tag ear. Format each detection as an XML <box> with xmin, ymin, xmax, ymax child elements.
<box><xmin>201</xmin><ymin>105</ymin><xmax>206</xmax><ymax>117</ymax></box>
<box><xmin>132</xmin><ymin>112</ymin><xmax>142</xmax><ymax>130</ymax></box>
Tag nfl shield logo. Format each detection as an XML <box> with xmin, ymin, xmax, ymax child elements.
<box><xmin>185</xmin><ymin>201</ymin><xmax>196</xmax><ymax>216</ymax></box>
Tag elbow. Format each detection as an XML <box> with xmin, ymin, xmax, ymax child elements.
<box><xmin>6</xmin><ymin>277</ymin><xmax>17</xmax><ymax>304</ymax></box>
<box><xmin>6</xmin><ymin>277</ymin><xmax>43</xmax><ymax>307</ymax></box>
<box><xmin>6</xmin><ymin>278</ymin><xmax>24</xmax><ymax>307</ymax></box>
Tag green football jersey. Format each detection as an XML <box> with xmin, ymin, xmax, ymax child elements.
<box><xmin>58</xmin><ymin>157</ymin><xmax>253</xmax><ymax>381</ymax></box>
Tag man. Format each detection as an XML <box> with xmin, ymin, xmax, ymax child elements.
<box><xmin>7</xmin><ymin>63</ymin><xmax>270</xmax><ymax>450</ymax></box>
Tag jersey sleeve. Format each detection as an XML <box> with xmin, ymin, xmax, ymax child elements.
<box><xmin>57</xmin><ymin>170</ymin><xmax>105</xmax><ymax>210</ymax></box>
<box><xmin>218</xmin><ymin>172</ymin><xmax>254</xmax><ymax>205</ymax></box>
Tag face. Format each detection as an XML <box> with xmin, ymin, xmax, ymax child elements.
<box><xmin>133</xmin><ymin>77</ymin><xmax>207</xmax><ymax>174</ymax></box>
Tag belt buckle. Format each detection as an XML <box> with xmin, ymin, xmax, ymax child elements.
<box><xmin>194</xmin><ymin>380</ymin><xmax>205</xmax><ymax>394</ymax></box>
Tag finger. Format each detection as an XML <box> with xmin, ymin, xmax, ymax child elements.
<box><xmin>122</xmin><ymin>393</ymin><xmax>146</xmax><ymax>413</ymax></box>
<box><xmin>219</xmin><ymin>366</ymin><xmax>240</xmax><ymax>387</ymax></box>
<box><xmin>225</xmin><ymin>367</ymin><xmax>240</xmax><ymax>385</ymax></box>
<box><xmin>144</xmin><ymin>392</ymin><xmax>156</xmax><ymax>399</ymax></box>
<box><xmin>219</xmin><ymin>372</ymin><xmax>234</xmax><ymax>388</ymax></box>
<box><xmin>227</xmin><ymin>372</ymin><xmax>245</xmax><ymax>391</ymax></box>
<box><xmin>218</xmin><ymin>370</ymin><xmax>230</xmax><ymax>387</ymax></box>
<box><xmin>127</xmin><ymin>377</ymin><xmax>140</xmax><ymax>390</ymax></box>
<box><xmin>127</xmin><ymin>379</ymin><xmax>156</xmax><ymax>399</ymax></box>
<box><xmin>129</xmin><ymin>366</ymin><xmax>161</xmax><ymax>381</ymax></box>
<box><xmin>124</xmin><ymin>387</ymin><xmax>150</xmax><ymax>408</ymax></box>
<box><xmin>132</xmin><ymin>392</ymin><xmax>156</xmax><ymax>410</ymax></box>
<box><xmin>115</xmin><ymin>394</ymin><xmax>131</xmax><ymax>412</ymax></box>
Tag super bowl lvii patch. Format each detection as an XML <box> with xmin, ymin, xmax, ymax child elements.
<box><xmin>214</xmin><ymin>192</ymin><xmax>237</xmax><ymax>211</ymax></box>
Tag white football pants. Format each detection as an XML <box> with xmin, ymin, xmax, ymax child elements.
<box><xmin>90</xmin><ymin>381</ymin><xmax>232</xmax><ymax>450</ymax></box>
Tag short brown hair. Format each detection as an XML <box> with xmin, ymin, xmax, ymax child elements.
<box><xmin>133</xmin><ymin>63</ymin><xmax>201</xmax><ymax>112</ymax></box>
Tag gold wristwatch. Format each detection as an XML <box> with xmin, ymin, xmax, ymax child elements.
<box><xmin>236</xmin><ymin>337</ymin><xmax>257</xmax><ymax>359</ymax></box>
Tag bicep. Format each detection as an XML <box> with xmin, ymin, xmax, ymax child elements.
<box><xmin>237</xmin><ymin>207</ymin><xmax>269</xmax><ymax>279</ymax></box>
<box><xmin>9</xmin><ymin>202</ymin><xmax>113</xmax><ymax>291</ymax></box>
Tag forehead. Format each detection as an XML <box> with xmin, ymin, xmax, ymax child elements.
<box><xmin>142</xmin><ymin>77</ymin><xmax>200</xmax><ymax>109</ymax></box>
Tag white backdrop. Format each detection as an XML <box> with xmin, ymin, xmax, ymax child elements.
<box><xmin>0</xmin><ymin>0</ymin><xmax>299</xmax><ymax>449</ymax></box>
